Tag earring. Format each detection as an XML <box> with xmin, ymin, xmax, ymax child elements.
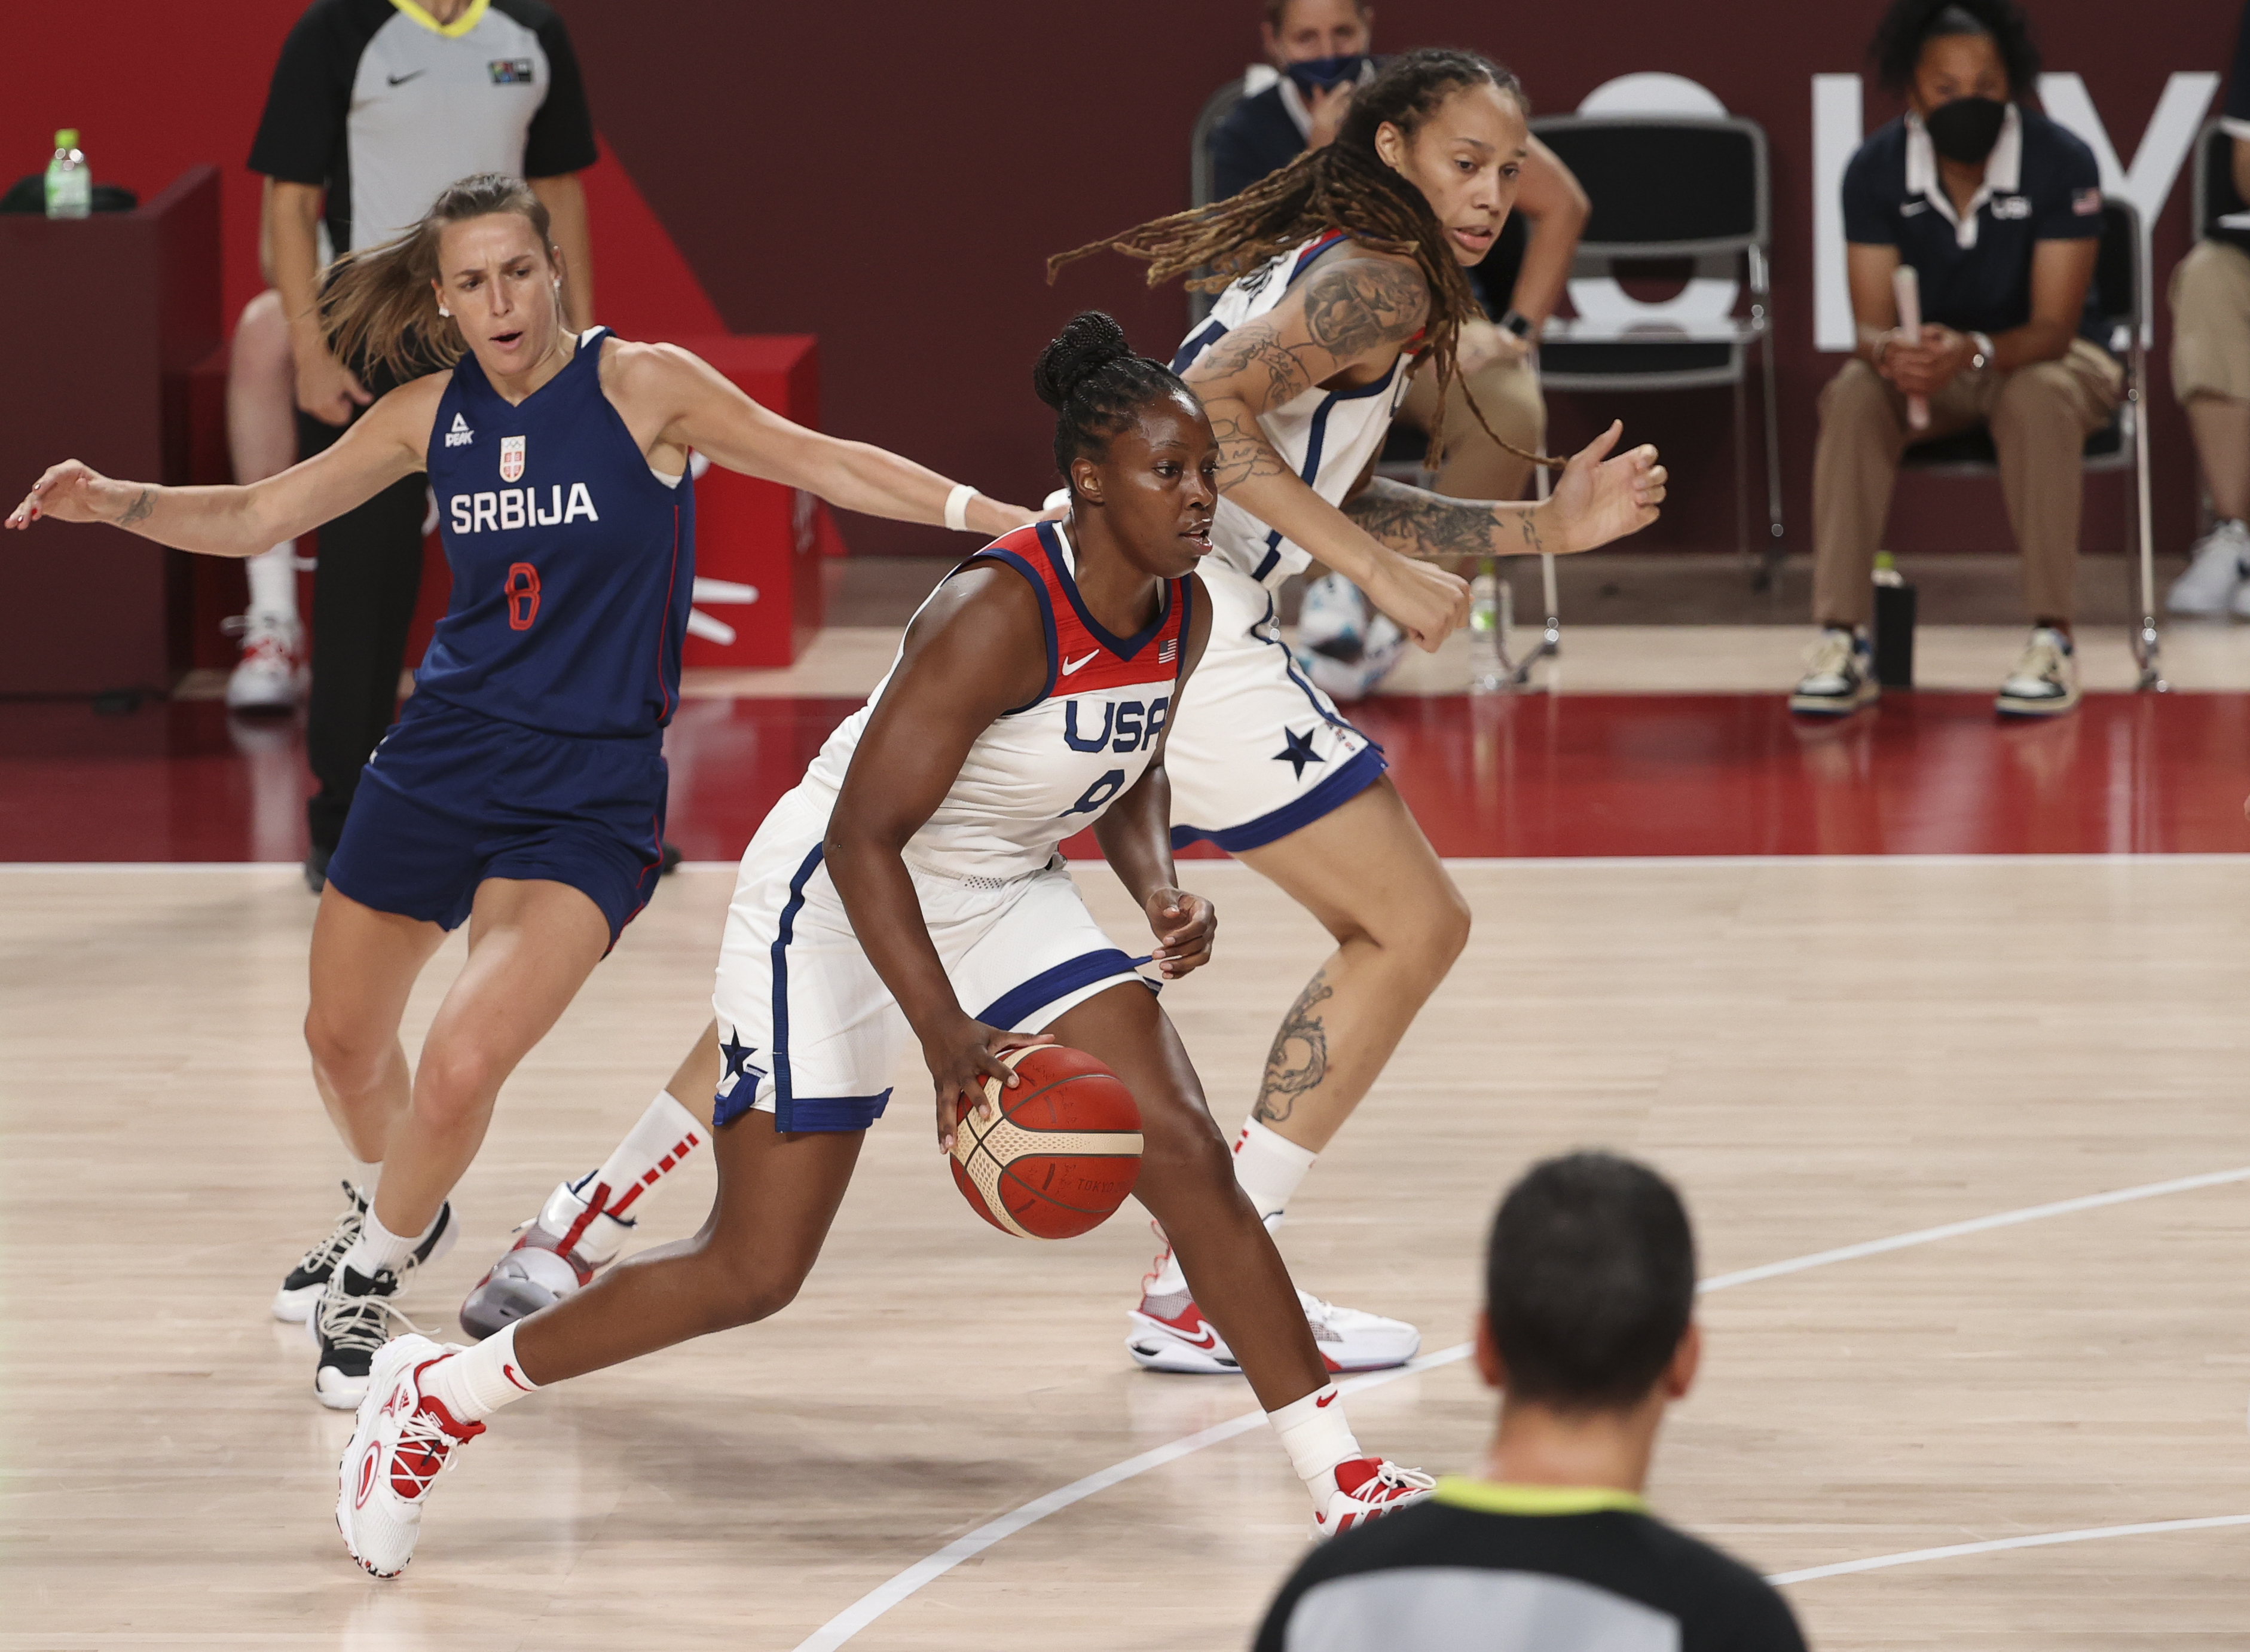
<box><xmin>438</xmin><ymin>306</ymin><xmax>451</xmax><ymax>318</ymax></box>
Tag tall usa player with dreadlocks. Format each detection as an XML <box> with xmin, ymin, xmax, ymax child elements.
<box><xmin>1044</xmin><ymin>48</ymin><xmax>1668</xmax><ymax>1373</ymax></box>
<box><xmin>443</xmin><ymin>49</ymin><xmax>1666</xmax><ymax>1384</ymax></box>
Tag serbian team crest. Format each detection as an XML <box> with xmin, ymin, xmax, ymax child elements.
<box><xmin>500</xmin><ymin>435</ymin><xmax>526</xmax><ymax>482</ymax></box>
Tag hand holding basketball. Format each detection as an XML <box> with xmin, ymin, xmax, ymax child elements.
<box><xmin>926</xmin><ymin>1018</ymin><xmax>1056</xmax><ymax>1152</ymax></box>
<box><xmin>949</xmin><ymin>1045</ymin><xmax>1144</xmax><ymax>1239</ymax></box>
<box><xmin>5</xmin><ymin>460</ymin><xmax>132</xmax><ymax>530</ymax></box>
<box><xmin>1144</xmin><ymin>885</ymin><xmax>1215</xmax><ymax>979</ymax></box>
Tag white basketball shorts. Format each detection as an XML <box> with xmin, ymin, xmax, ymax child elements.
<box><xmin>1162</xmin><ymin>558</ymin><xmax>1386</xmax><ymax>852</ymax></box>
<box><xmin>710</xmin><ymin>787</ymin><xmax>1152</xmax><ymax>1133</ymax></box>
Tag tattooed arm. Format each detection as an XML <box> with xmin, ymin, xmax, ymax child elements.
<box><xmin>1183</xmin><ymin>248</ymin><xmax>1474</xmax><ymax>650</ymax></box>
<box><xmin>1343</xmin><ymin>418</ymin><xmax>1668</xmax><ymax>561</ymax></box>
<box><xmin>4</xmin><ymin>375</ymin><xmax>439</xmax><ymax>553</ymax></box>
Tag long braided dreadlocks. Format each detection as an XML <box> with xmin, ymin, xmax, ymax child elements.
<box><xmin>1048</xmin><ymin>48</ymin><xmax>1557</xmax><ymax>470</ymax></box>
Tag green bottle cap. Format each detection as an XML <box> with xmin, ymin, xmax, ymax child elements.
<box><xmin>1873</xmin><ymin>551</ymin><xmax>1897</xmax><ymax>571</ymax></box>
<box><xmin>54</xmin><ymin>129</ymin><xmax>78</xmax><ymax>149</ymax></box>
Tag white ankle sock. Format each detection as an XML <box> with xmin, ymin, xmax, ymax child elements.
<box><xmin>245</xmin><ymin>542</ymin><xmax>298</xmax><ymax>620</ymax></box>
<box><xmin>421</xmin><ymin>1323</ymin><xmax>540</xmax><ymax>1424</ymax></box>
<box><xmin>1233</xmin><ymin>1118</ymin><xmax>1318</xmax><ymax>1226</ymax></box>
<box><xmin>341</xmin><ymin>1209</ymin><xmax>418</xmax><ymax>1282</ymax></box>
<box><xmin>1268</xmin><ymin>1384</ymin><xmax>1362</xmax><ymax>1501</ymax></box>
<box><xmin>579</xmin><ymin>1091</ymin><xmax>705</xmax><ymax>1229</ymax></box>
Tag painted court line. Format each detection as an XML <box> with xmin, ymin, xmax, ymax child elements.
<box><xmin>790</xmin><ymin>1164</ymin><xmax>2250</xmax><ymax>1651</ymax></box>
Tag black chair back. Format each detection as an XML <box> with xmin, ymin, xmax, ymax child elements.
<box><xmin>2196</xmin><ymin>120</ymin><xmax>2249</xmax><ymax>241</ymax></box>
<box><xmin>1527</xmin><ymin>117</ymin><xmax>1766</xmax><ymax>253</ymax></box>
<box><xmin>2090</xmin><ymin>200</ymin><xmax>2138</xmax><ymax>334</ymax></box>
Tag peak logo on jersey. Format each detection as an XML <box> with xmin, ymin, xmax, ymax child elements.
<box><xmin>449</xmin><ymin>484</ymin><xmax>600</xmax><ymax>535</ymax></box>
<box><xmin>489</xmin><ymin>58</ymin><xmax>536</xmax><ymax>83</ymax></box>
<box><xmin>445</xmin><ymin>412</ymin><xmax>474</xmax><ymax>449</ymax></box>
<box><xmin>500</xmin><ymin>436</ymin><xmax>525</xmax><ymax>483</ymax></box>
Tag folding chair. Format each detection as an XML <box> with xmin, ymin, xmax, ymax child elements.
<box><xmin>1894</xmin><ymin>198</ymin><xmax>2162</xmax><ymax>691</ymax></box>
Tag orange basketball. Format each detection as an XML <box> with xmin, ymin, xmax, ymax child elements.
<box><xmin>949</xmin><ymin>1045</ymin><xmax>1143</xmax><ymax>1239</ymax></box>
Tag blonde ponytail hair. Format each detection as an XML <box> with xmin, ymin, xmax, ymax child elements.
<box><xmin>319</xmin><ymin>173</ymin><xmax>554</xmax><ymax>381</ymax></box>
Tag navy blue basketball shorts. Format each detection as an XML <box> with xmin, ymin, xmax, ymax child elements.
<box><xmin>325</xmin><ymin>696</ymin><xmax>668</xmax><ymax>947</ymax></box>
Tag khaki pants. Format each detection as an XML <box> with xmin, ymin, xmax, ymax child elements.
<box><xmin>1810</xmin><ymin>338</ymin><xmax>2122</xmax><ymax>628</ymax></box>
<box><xmin>1396</xmin><ymin>350</ymin><xmax>1546</xmax><ymax>501</ymax></box>
<box><xmin>2169</xmin><ymin>239</ymin><xmax>2250</xmax><ymax>403</ymax></box>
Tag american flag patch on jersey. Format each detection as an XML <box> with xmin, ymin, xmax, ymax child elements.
<box><xmin>1158</xmin><ymin>638</ymin><xmax>1178</xmax><ymax>663</ymax></box>
<box><xmin>2072</xmin><ymin>188</ymin><xmax>2102</xmax><ymax>215</ymax></box>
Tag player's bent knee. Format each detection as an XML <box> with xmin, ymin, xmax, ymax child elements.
<box><xmin>412</xmin><ymin>1041</ymin><xmax>509</xmax><ymax>1131</ymax></box>
<box><xmin>303</xmin><ymin>1008</ymin><xmax>389</xmax><ymax>1093</ymax></box>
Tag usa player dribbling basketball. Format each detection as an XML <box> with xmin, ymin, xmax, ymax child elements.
<box><xmin>329</xmin><ymin>313</ymin><xmax>1440</xmax><ymax>1578</ymax></box>
<box><xmin>4</xmin><ymin>173</ymin><xmax>1049</xmax><ymax>1412</ymax></box>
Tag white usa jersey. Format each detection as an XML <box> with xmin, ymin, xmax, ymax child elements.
<box><xmin>795</xmin><ymin>522</ymin><xmax>1194</xmax><ymax>882</ymax></box>
<box><xmin>1172</xmin><ymin>231</ymin><xmax>1418</xmax><ymax>589</ymax></box>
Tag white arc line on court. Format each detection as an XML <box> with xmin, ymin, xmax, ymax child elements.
<box><xmin>791</xmin><ymin>1164</ymin><xmax>2250</xmax><ymax>1652</ymax></box>
<box><xmin>1766</xmin><ymin>1513</ymin><xmax>2250</xmax><ymax>1586</ymax></box>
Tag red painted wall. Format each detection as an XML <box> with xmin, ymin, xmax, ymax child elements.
<box><xmin>3</xmin><ymin>2</ymin><xmax>2237</xmax><ymax>573</ymax></box>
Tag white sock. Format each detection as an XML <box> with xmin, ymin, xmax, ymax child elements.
<box><xmin>348</xmin><ymin>1158</ymin><xmax>381</xmax><ymax>1201</ymax></box>
<box><xmin>421</xmin><ymin>1323</ymin><xmax>540</xmax><ymax>1425</ymax></box>
<box><xmin>1268</xmin><ymin>1384</ymin><xmax>1362</xmax><ymax>1503</ymax></box>
<box><xmin>576</xmin><ymin>1091</ymin><xmax>706</xmax><ymax>1233</ymax></box>
<box><xmin>340</xmin><ymin>1209</ymin><xmax>418</xmax><ymax>1284</ymax></box>
<box><xmin>245</xmin><ymin>541</ymin><xmax>298</xmax><ymax>620</ymax></box>
<box><xmin>1233</xmin><ymin>1117</ymin><xmax>1317</xmax><ymax>1226</ymax></box>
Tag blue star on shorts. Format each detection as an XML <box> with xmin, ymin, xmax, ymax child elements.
<box><xmin>718</xmin><ymin>1027</ymin><xmax>766</xmax><ymax>1094</ymax></box>
<box><xmin>1273</xmin><ymin>726</ymin><xmax>1325</xmax><ymax>781</ymax></box>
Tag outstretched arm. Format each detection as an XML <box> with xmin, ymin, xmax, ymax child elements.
<box><xmin>617</xmin><ymin>342</ymin><xmax>1044</xmax><ymax>539</ymax></box>
<box><xmin>1343</xmin><ymin>421</ymin><xmax>1665</xmax><ymax>561</ymax></box>
<box><xmin>823</xmin><ymin>570</ymin><xmax>1057</xmax><ymax>1150</ymax></box>
<box><xmin>5</xmin><ymin>377</ymin><xmax>439</xmax><ymax>555</ymax></box>
<box><xmin>1091</xmin><ymin>579</ymin><xmax>1217</xmax><ymax>981</ymax></box>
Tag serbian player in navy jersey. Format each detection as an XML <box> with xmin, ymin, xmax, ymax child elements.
<box><xmin>6</xmin><ymin>173</ymin><xmax>1051</xmax><ymax>1411</ymax></box>
<box><xmin>314</xmin><ymin>313</ymin><xmax>1439</xmax><ymax>1578</ymax></box>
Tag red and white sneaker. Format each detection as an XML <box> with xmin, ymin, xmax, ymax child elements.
<box><xmin>337</xmin><ymin>1333</ymin><xmax>484</xmax><ymax>1578</ymax></box>
<box><xmin>457</xmin><ymin>1175</ymin><xmax>634</xmax><ymax>1341</ymax></box>
<box><xmin>1312</xmin><ymin>1457</ymin><xmax>1436</xmax><ymax>1539</ymax></box>
<box><xmin>1128</xmin><ymin>1256</ymin><xmax>1421</xmax><ymax>1374</ymax></box>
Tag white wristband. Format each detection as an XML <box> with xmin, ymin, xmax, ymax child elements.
<box><xmin>943</xmin><ymin>483</ymin><xmax>978</xmax><ymax>533</ymax></box>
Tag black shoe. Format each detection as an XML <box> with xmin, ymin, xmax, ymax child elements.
<box><xmin>313</xmin><ymin>1265</ymin><xmax>410</xmax><ymax>1410</ymax></box>
<box><xmin>661</xmin><ymin>840</ymin><xmax>684</xmax><ymax>877</ymax></box>
<box><xmin>305</xmin><ymin>842</ymin><xmax>333</xmax><ymax>894</ymax></box>
<box><xmin>272</xmin><ymin>1179</ymin><xmax>366</xmax><ymax>1323</ymax></box>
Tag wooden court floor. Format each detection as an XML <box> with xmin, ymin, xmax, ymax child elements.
<box><xmin>4</xmin><ymin>856</ymin><xmax>2249</xmax><ymax>1650</ymax></box>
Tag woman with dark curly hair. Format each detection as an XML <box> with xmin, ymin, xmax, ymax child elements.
<box><xmin>1791</xmin><ymin>0</ymin><xmax>2121</xmax><ymax>721</ymax></box>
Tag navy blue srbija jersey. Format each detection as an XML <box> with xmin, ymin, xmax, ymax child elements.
<box><xmin>417</xmin><ymin>326</ymin><xmax>695</xmax><ymax>737</ymax></box>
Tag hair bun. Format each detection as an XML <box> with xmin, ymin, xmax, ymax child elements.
<box><xmin>1032</xmin><ymin>311</ymin><xmax>1136</xmax><ymax>409</ymax></box>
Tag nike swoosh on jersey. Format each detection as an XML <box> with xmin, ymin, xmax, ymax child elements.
<box><xmin>387</xmin><ymin>70</ymin><xmax>427</xmax><ymax>85</ymax></box>
<box><xmin>1061</xmin><ymin>651</ymin><xmax>1100</xmax><ymax>675</ymax></box>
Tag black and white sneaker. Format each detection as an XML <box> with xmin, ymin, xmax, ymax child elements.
<box><xmin>314</xmin><ymin>1266</ymin><xmax>419</xmax><ymax>1411</ymax></box>
<box><xmin>1789</xmin><ymin>629</ymin><xmax>1880</xmax><ymax>716</ymax></box>
<box><xmin>1995</xmin><ymin>626</ymin><xmax>2080</xmax><ymax>717</ymax></box>
<box><xmin>272</xmin><ymin>1186</ymin><xmax>456</xmax><ymax>1324</ymax></box>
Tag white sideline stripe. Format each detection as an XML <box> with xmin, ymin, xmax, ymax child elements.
<box><xmin>790</xmin><ymin>1164</ymin><xmax>2250</xmax><ymax>1650</ymax></box>
<box><xmin>1766</xmin><ymin>1513</ymin><xmax>2250</xmax><ymax>1586</ymax></box>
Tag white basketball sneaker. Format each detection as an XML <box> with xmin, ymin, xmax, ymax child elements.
<box><xmin>1312</xmin><ymin>1457</ymin><xmax>1436</xmax><ymax>1540</ymax></box>
<box><xmin>274</xmin><ymin>1186</ymin><xmax>457</xmax><ymax>1324</ymax></box>
<box><xmin>337</xmin><ymin>1334</ymin><xmax>484</xmax><ymax>1578</ymax></box>
<box><xmin>224</xmin><ymin>610</ymin><xmax>303</xmax><ymax>712</ymax></box>
<box><xmin>2169</xmin><ymin>519</ymin><xmax>2250</xmax><ymax>615</ymax></box>
<box><xmin>457</xmin><ymin>1175</ymin><xmax>634</xmax><ymax>1341</ymax></box>
<box><xmin>1127</xmin><ymin>1245</ymin><xmax>1421</xmax><ymax>1374</ymax></box>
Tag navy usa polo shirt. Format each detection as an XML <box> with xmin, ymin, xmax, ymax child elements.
<box><xmin>1842</xmin><ymin>105</ymin><xmax>2106</xmax><ymax>344</ymax></box>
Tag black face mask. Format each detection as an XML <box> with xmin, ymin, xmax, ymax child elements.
<box><xmin>1285</xmin><ymin>53</ymin><xmax>1371</xmax><ymax>96</ymax></box>
<box><xmin>1924</xmin><ymin>96</ymin><xmax>2008</xmax><ymax>164</ymax></box>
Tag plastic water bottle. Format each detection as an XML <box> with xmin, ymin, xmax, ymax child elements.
<box><xmin>1467</xmin><ymin>565</ymin><xmax>1509</xmax><ymax>694</ymax></box>
<box><xmin>45</xmin><ymin>129</ymin><xmax>90</xmax><ymax>220</ymax></box>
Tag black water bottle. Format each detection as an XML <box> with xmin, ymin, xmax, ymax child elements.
<box><xmin>1872</xmin><ymin>552</ymin><xmax>1916</xmax><ymax>689</ymax></box>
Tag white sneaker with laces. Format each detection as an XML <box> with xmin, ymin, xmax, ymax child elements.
<box><xmin>273</xmin><ymin>1189</ymin><xmax>456</xmax><ymax>1324</ymax></box>
<box><xmin>337</xmin><ymin>1333</ymin><xmax>484</xmax><ymax>1578</ymax></box>
<box><xmin>1312</xmin><ymin>1457</ymin><xmax>1437</xmax><ymax>1539</ymax></box>
<box><xmin>1995</xmin><ymin>626</ymin><xmax>2080</xmax><ymax>717</ymax></box>
<box><xmin>314</xmin><ymin>1268</ymin><xmax>421</xmax><ymax>1411</ymax></box>
<box><xmin>1788</xmin><ymin>629</ymin><xmax>1879</xmax><ymax>715</ymax></box>
<box><xmin>224</xmin><ymin>610</ymin><xmax>303</xmax><ymax>712</ymax></box>
<box><xmin>2169</xmin><ymin>521</ymin><xmax>2250</xmax><ymax>616</ymax></box>
<box><xmin>1127</xmin><ymin>1245</ymin><xmax>1420</xmax><ymax>1374</ymax></box>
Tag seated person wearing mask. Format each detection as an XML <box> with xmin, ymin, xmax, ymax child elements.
<box><xmin>2163</xmin><ymin>0</ymin><xmax>2250</xmax><ymax>616</ymax></box>
<box><xmin>1207</xmin><ymin>0</ymin><xmax>1588</xmax><ymax>701</ymax></box>
<box><xmin>1792</xmin><ymin>0</ymin><xmax>2118</xmax><ymax>720</ymax></box>
<box><xmin>1253</xmin><ymin>1152</ymin><xmax>1806</xmax><ymax>1652</ymax></box>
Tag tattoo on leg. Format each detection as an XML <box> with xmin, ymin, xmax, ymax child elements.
<box><xmin>1254</xmin><ymin>972</ymin><xmax>1335</xmax><ymax>1124</ymax></box>
<box><xmin>118</xmin><ymin>487</ymin><xmax>156</xmax><ymax>527</ymax></box>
